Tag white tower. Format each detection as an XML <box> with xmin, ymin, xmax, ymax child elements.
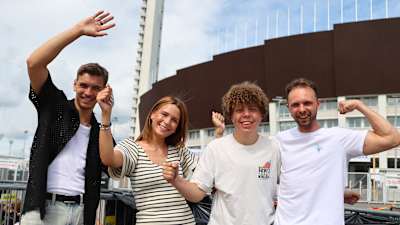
<box><xmin>132</xmin><ymin>0</ymin><xmax>165</xmax><ymax>136</ymax></box>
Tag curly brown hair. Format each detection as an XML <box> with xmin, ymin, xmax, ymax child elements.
<box><xmin>222</xmin><ymin>81</ymin><xmax>269</xmax><ymax>119</ymax></box>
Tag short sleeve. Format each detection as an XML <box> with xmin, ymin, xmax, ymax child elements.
<box><xmin>178</xmin><ymin>147</ymin><xmax>199</xmax><ymax>179</ymax></box>
<box><xmin>336</xmin><ymin>128</ymin><xmax>368</xmax><ymax>159</ymax></box>
<box><xmin>190</xmin><ymin>144</ymin><xmax>216</xmax><ymax>194</ymax></box>
<box><xmin>29</xmin><ymin>73</ymin><xmax>63</xmax><ymax>110</ymax></box>
<box><xmin>108</xmin><ymin>137</ymin><xmax>139</xmax><ymax>179</ymax></box>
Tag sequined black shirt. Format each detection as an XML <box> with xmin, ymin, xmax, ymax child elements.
<box><xmin>22</xmin><ymin>75</ymin><xmax>105</xmax><ymax>225</ymax></box>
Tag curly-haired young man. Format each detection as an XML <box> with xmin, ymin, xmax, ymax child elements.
<box><xmin>163</xmin><ymin>81</ymin><xmax>281</xmax><ymax>225</ymax></box>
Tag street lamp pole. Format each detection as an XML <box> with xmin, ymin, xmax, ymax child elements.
<box><xmin>9</xmin><ymin>139</ymin><xmax>14</xmax><ymax>156</ymax></box>
<box><xmin>23</xmin><ymin>130</ymin><xmax>28</xmax><ymax>158</ymax></box>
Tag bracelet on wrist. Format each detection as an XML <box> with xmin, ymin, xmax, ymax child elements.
<box><xmin>99</xmin><ymin>123</ymin><xmax>112</xmax><ymax>130</ymax></box>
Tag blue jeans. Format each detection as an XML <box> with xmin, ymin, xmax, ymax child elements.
<box><xmin>20</xmin><ymin>200</ymin><xmax>83</xmax><ymax>225</ymax></box>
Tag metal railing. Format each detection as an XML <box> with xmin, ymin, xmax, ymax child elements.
<box><xmin>345</xmin><ymin>206</ymin><xmax>400</xmax><ymax>225</ymax></box>
<box><xmin>0</xmin><ymin>180</ymin><xmax>399</xmax><ymax>225</ymax></box>
<box><xmin>0</xmin><ymin>181</ymin><xmax>25</xmax><ymax>225</ymax></box>
<box><xmin>348</xmin><ymin>172</ymin><xmax>400</xmax><ymax>203</ymax></box>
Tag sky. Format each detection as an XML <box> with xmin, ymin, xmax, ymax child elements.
<box><xmin>1</xmin><ymin>0</ymin><xmax>399</xmax><ymax>158</ymax></box>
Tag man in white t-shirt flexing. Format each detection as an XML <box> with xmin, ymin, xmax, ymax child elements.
<box><xmin>275</xmin><ymin>78</ymin><xmax>400</xmax><ymax>225</ymax></box>
<box><xmin>163</xmin><ymin>82</ymin><xmax>281</xmax><ymax>225</ymax></box>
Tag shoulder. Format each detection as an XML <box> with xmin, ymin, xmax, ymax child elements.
<box><xmin>29</xmin><ymin>74</ymin><xmax>64</xmax><ymax>100</ymax></box>
<box><xmin>323</xmin><ymin>127</ymin><xmax>354</xmax><ymax>137</ymax></box>
<box><xmin>276</xmin><ymin>127</ymin><xmax>297</xmax><ymax>140</ymax></box>
<box><xmin>207</xmin><ymin>134</ymin><xmax>232</xmax><ymax>149</ymax></box>
<box><xmin>266</xmin><ymin>135</ymin><xmax>280</xmax><ymax>148</ymax></box>
<box><xmin>258</xmin><ymin>135</ymin><xmax>281</xmax><ymax>152</ymax></box>
<box><xmin>116</xmin><ymin>137</ymin><xmax>140</xmax><ymax>152</ymax></box>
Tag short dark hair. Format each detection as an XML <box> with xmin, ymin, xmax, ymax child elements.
<box><xmin>222</xmin><ymin>81</ymin><xmax>269</xmax><ymax>119</ymax></box>
<box><xmin>285</xmin><ymin>78</ymin><xmax>318</xmax><ymax>99</ymax></box>
<box><xmin>77</xmin><ymin>63</ymin><xmax>108</xmax><ymax>85</ymax></box>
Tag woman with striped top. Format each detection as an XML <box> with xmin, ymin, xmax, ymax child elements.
<box><xmin>97</xmin><ymin>95</ymin><xmax>224</xmax><ymax>225</ymax></box>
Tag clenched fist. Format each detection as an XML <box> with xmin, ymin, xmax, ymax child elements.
<box><xmin>338</xmin><ymin>100</ymin><xmax>363</xmax><ymax>114</ymax></box>
<box><xmin>162</xmin><ymin>162</ymin><xmax>179</xmax><ymax>183</ymax></box>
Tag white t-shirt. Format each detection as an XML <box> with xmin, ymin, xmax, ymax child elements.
<box><xmin>275</xmin><ymin>127</ymin><xmax>367</xmax><ymax>225</ymax></box>
<box><xmin>191</xmin><ymin>134</ymin><xmax>281</xmax><ymax>225</ymax></box>
<box><xmin>47</xmin><ymin>124</ymin><xmax>90</xmax><ymax>195</ymax></box>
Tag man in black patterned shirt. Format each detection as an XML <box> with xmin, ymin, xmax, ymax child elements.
<box><xmin>21</xmin><ymin>11</ymin><xmax>115</xmax><ymax>225</ymax></box>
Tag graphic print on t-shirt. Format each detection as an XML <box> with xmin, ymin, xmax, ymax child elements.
<box><xmin>258</xmin><ymin>160</ymin><xmax>272</xmax><ymax>179</ymax></box>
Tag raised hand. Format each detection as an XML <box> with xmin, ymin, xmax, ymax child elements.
<box><xmin>75</xmin><ymin>10</ymin><xmax>115</xmax><ymax>37</ymax></box>
<box><xmin>338</xmin><ymin>100</ymin><xmax>363</xmax><ymax>114</ymax></box>
<box><xmin>97</xmin><ymin>84</ymin><xmax>114</xmax><ymax>115</ymax></box>
<box><xmin>212</xmin><ymin>111</ymin><xmax>225</xmax><ymax>138</ymax></box>
<box><xmin>162</xmin><ymin>162</ymin><xmax>179</xmax><ymax>183</ymax></box>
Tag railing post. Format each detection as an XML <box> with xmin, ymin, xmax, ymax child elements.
<box><xmin>383</xmin><ymin>174</ymin><xmax>387</xmax><ymax>203</ymax></box>
<box><xmin>367</xmin><ymin>173</ymin><xmax>372</xmax><ymax>202</ymax></box>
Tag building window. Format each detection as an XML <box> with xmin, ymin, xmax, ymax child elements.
<box><xmin>189</xmin><ymin>130</ymin><xmax>200</xmax><ymax>140</ymax></box>
<box><xmin>7</xmin><ymin>170</ymin><xmax>15</xmax><ymax>181</ymax></box>
<box><xmin>320</xmin><ymin>99</ymin><xmax>337</xmax><ymax>110</ymax></box>
<box><xmin>16</xmin><ymin>170</ymin><xmax>23</xmax><ymax>181</ymax></box>
<box><xmin>387</xmin><ymin>96</ymin><xmax>400</xmax><ymax>106</ymax></box>
<box><xmin>348</xmin><ymin>96</ymin><xmax>377</xmax><ymax>107</ymax></box>
<box><xmin>347</xmin><ymin>117</ymin><xmax>370</xmax><ymax>128</ymax></box>
<box><xmin>388</xmin><ymin>116</ymin><xmax>400</xmax><ymax>127</ymax></box>
<box><xmin>23</xmin><ymin>170</ymin><xmax>29</xmax><ymax>181</ymax></box>
<box><xmin>370</xmin><ymin>157</ymin><xmax>379</xmax><ymax>168</ymax></box>
<box><xmin>387</xmin><ymin>158</ymin><xmax>400</xmax><ymax>168</ymax></box>
<box><xmin>258</xmin><ymin>123</ymin><xmax>270</xmax><ymax>133</ymax></box>
<box><xmin>207</xmin><ymin>129</ymin><xmax>215</xmax><ymax>137</ymax></box>
<box><xmin>362</xmin><ymin>118</ymin><xmax>370</xmax><ymax>128</ymax></box>
<box><xmin>225</xmin><ymin>126</ymin><xmax>234</xmax><ymax>134</ymax></box>
<box><xmin>278</xmin><ymin>105</ymin><xmax>290</xmax><ymax>118</ymax></box>
<box><xmin>347</xmin><ymin>118</ymin><xmax>361</xmax><ymax>128</ymax></box>
<box><xmin>318</xmin><ymin>119</ymin><xmax>338</xmax><ymax>128</ymax></box>
<box><xmin>363</xmin><ymin>97</ymin><xmax>377</xmax><ymax>107</ymax></box>
<box><xmin>279</xmin><ymin>121</ymin><xmax>297</xmax><ymax>131</ymax></box>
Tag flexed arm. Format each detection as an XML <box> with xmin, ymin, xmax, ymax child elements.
<box><xmin>97</xmin><ymin>85</ymin><xmax>123</xmax><ymax>168</ymax></box>
<box><xmin>27</xmin><ymin>11</ymin><xmax>115</xmax><ymax>94</ymax></box>
<box><xmin>339</xmin><ymin>100</ymin><xmax>400</xmax><ymax>155</ymax></box>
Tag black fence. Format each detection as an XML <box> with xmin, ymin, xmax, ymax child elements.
<box><xmin>0</xmin><ymin>181</ymin><xmax>399</xmax><ymax>225</ymax></box>
<box><xmin>345</xmin><ymin>206</ymin><xmax>400</xmax><ymax>225</ymax></box>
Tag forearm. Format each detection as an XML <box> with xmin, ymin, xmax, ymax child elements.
<box><xmin>99</xmin><ymin>112</ymin><xmax>122</xmax><ymax>168</ymax></box>
<box><xmin>27</xmin><ymin>24</ymin><xmax>84</xmax><ymax>92</ymax></box>
<box><xmin>215</xmin><ymin>127</ymin><xmax>224</xmax><ymax>138</ymax></box>
<box><xmin>171</xmin><ymin>176</ymin><xmax>207</xmax><ymax>203</ymax></box>
<box><xmin>27</xmin><ymin>25</ymin><xmax>83</xmax><ymax>70</ymax></box>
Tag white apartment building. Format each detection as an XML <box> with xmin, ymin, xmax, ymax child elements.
<box><xmin>187</xmin><ymin>94</ymin><xmax>400</xmax><ymax>172</ymax></box>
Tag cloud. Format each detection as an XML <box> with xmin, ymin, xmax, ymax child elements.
<box><xmin>0</xmin><ymin>0</ymin><xmax>140</xmax><ymax>153</ymax></box>
<box><xmin>1</xmin><ymin>0</ymin><xmax>399</xmax><ymax>156</ymax></box>
<box><xmin>158</xmin><ymin>0</ymin><xmax>226</xmax><ymax>79</ymax></box>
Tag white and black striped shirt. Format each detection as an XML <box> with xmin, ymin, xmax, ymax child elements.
<box><xmin>109</xmin><ymin>137</ymin><xmax>198</xmax><ymax>225</ymax></box>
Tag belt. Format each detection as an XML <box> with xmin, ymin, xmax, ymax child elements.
<box><xmin>46</xmin><ymin>193</ymin><xmax>82</xmax><ymax>204</ymax></box>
